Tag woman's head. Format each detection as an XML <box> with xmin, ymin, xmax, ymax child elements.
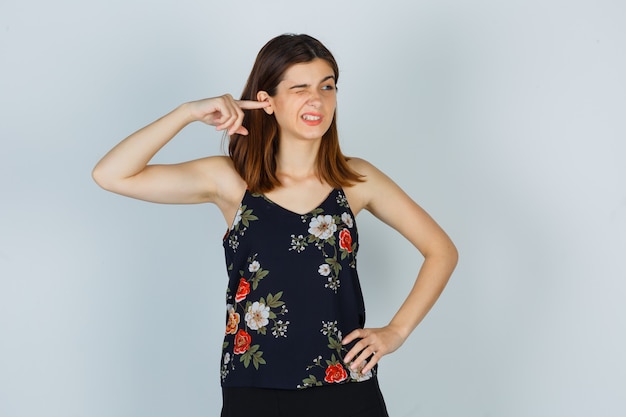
<box><xmin>229</xmin><ymin>34</ymin><xmax>361</xmax><ymax>193</ymax></box>
<box><xmin>242</xmin><ymin>33</ymin><xmax>339</xmax><ymax>100</ymax></box>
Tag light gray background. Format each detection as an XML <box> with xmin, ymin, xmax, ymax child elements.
<box><xmin>1</xmin><ymin>0</ymin><xmax>625</xmax><ymax>416</ymax></box>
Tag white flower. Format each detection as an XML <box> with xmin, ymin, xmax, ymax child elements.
<box><xmin>325</xmin><ymin>276</ymin><xmax>341</xmax><ymax>292</ymax></box>
<box><xmin>321</xmin><ymin>320</ymin><xmax>338</xmax><ymax>335</ymax></box>
<box><xmin>341</xmin><ymin>212</ymin><xmax>353</xmax><ymax>228</ymax></box>
<box><xmin>318</xmin><ymin>264</ymin><xmax>331</xmax><ymax>276</ymax></box>
<box><xmin>223</xmin><ymin>352</ymin><xmax>231</xmax><ymax>364</ymax></box>
<box><xmin>228</xmin><ymin>234</ymin><xmax>239</xmax><ymax>250</ymax></box>
<box><xmin>230</xmin><ymin>207</ymin><xmax>243</xmax><ymax>230</ymax></box>
<box><xmin>248</xmin><ymin>260</ymin><xmax>260</xmax><ymax>272</ymax></box>
<box><xmin>289</xmin><ymin>234</ymin><xmax>307</xmax><ymax>253</ymax></box>
<box><xmin>271</xmin><ymin>320</ymin><xmax>290</xmax><ymax>338</ymax></box>
<box><xmin>308</xmin><ymin>215</ymin><xmax>337</xmax><ymax>240</ymax></box>
<box><xmin>245</xmin><ymin>301</ymin><xmax>270</xmax><ymax>330</ymax></box>
<box><xmin>349</xmin><ymin>361</ymin><xmax>373</xmax><ymax>382</ymax></box>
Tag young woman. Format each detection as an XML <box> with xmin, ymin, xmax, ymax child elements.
<box><xmin>93</xmin><ymin>34</ymin><xmax>457</xmax><ymax>417</ymax></box>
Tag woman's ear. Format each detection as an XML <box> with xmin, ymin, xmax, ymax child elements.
<box><xmin>256</xmin><ymin>91</ymin><xmax>274</xmax><ymax>115</ymax></box>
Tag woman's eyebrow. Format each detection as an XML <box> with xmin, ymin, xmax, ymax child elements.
<box><xmin>288</xmin><ymin>75</ymin><xmax>336</xmax><ymax>90</ymax></box>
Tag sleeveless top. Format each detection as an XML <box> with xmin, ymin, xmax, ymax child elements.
<box><xmin>220</xmin><ymin>188</ymin><xmax>376</xmax><ymax>389</ymax></box>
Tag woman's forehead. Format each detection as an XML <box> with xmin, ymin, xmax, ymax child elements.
<box><xmin>280</xmin><ymin>59</ymin><xmax>335</xmax><ymax>84</ymax></box>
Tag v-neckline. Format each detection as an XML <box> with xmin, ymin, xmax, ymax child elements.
<box><xmin>255</xmin><ymin>188</ymin><xmax>337</xmax><ymax>216</ymax></box>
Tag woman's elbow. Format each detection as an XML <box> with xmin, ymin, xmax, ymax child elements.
<box><xmin>91</xmin><ymin>164</ymin><xmax>118</xmax><ymax>192</ymax></box>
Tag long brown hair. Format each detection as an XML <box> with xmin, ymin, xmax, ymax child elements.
<box><xmin>228</xmin><ymin>34</ymin><xmax>363</xmax><ymax>193</ymax></box>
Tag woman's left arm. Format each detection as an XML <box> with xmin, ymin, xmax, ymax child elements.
<box><xmin>342</xmin><ymin>159</ymin><xmax>458</xmax><ymax>374</ymax></box>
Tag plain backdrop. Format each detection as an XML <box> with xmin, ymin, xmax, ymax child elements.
<box><xmin>1</xmin><ymin>0</ymin><xmax>625</xmax><ymax>416</ymax></box>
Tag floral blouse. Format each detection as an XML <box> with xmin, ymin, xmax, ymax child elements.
<box><xmin>221</xmin><ymin>189</ymin><xmax>376</xmax><ymax>389</ymax></box>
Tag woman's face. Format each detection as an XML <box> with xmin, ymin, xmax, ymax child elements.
<box><xmin>263</xmin><ymin>58</ymin><xmax>337</xmax><ymax>142</ymax></box>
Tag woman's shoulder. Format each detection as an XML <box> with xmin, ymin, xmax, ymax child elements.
<box><xmin>345</xmin><ymin>156</ymin><xmax>387</xmax><ymax>181</ymax></box>
<box><xmin>195</xmin><ymin>155</ymin><xmax>247</xmax><ymax>203</ymax></box>
<box><xmin>343</xmin><ymin>157</ymin><xmax>390</xmax><ymax>215</ymax></box>
<box><xmin>193</xmin><ymin>155</ymin><xmax>237</xmax><ymax>175</ymax></box>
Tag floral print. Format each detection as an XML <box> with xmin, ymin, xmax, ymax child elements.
<box><xmin>225</xmin><ymin>305</ymin><xmax>240</xmax><ymax>335</ymax></box>
<box><xmin>272</xmin><ymin>319</ymin><xmax>290</xmax><ymax>337</ymax></box>
<box><xmin>324</xmin><ymin>363</ymin><xmax>348</xmax><ymax>383</ymax></box>
<box><xmin>298</xmin><ymin>321</ymin><xmax>373</xmax><ymax>388</ymax></box>
<box><xmin>245</xmin><ymin>301</ymin><xmax>270</xmax><ymax>330</ymax></box>
<box><xmin>248</xmin><ymin>260</ymin><xmax>260</xmax><ymax>272</ymax></box>
<box><xmin>222</xmin><ymin>254</ymin><xmax>290</xmax><ymax>380</ymax></box>
<box><xmin>235</xmin><ymin>278</ymin><xmax>250</xmax><ymax>302</ymax></box>
<box><xmin>227</xmin><ymin>204</ymin><xmax>258</xmax><ymax>252</ymax></box>
<box><xmin>291</xmin><ymin>193</ymin><xmax>357</xmax><ymax>294</ymax></box>
<box><xmin>289</xmin><ymin>234</ymin><xmax>307</xmax><ymax>253</ymax></box>
<box><xmin>349</xmin><ymin>360</ymin><xmax>373</xmax><ymax>382</ymax></box>
<box><xmin>338</xmin><ymin>229</ymin><xmax>353</xmax><ymax>253</ymax></box>
<box><xmin>341</xmin><ymin>212</ymin><xmax>354</xmax><ymax>228</ymax></box>
<box><xmin>308</xmin><ymin>214</ymin><xmax>337</xmax><ymax>240</ymax></box>
<box><xmin>233</xmin><ymin>329</ymin><xmax>252</xmax><ymax>354</ymax></box>
<box><xmin>222</xmin><ymin>189</ymin><xmax>369</xmax><ymax>389</ymax></box>
<box><xmin>318</xmin><ymin>264</ymin><xmax>331</xmax><ymax>276</ymax></box>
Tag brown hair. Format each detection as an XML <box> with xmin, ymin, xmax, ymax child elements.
<box><xmin>228</xmin><ymin>33</ymin><xmax>363</xmax><ymax>193</ymax></box>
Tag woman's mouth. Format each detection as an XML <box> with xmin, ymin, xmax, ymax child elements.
<box><xmin>301</xmin><ymin>113</ymin><xmax>323</xmax><ymax>125</ymax></box>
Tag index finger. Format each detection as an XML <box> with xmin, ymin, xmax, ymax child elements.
<box><xmin>341</xmin><ymin>328</ymin><xmax>364</xmax><ymax>347</ymax></box>
<box><xmin>236</xmin><ymin>100</ymin><xmax>270</xmax><ymax>110</ymax></box>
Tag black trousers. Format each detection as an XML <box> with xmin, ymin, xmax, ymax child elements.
<box><xmin>221</xmin><ymin>376</ymin><xmax>389</xmax><ymax>417</ymax></box>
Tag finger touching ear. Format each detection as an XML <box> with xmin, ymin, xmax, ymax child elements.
<box><xmin>256</xmin><ymin>91</ymin><xmax>274</xmax><ymax>115</ymax></box>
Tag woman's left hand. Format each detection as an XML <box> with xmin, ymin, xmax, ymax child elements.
<box><xmin>341</xmin><ymin>326</ymin><xmax>406</xmax><ymax>375</ymax></box>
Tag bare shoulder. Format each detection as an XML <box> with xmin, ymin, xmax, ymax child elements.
<box><xmin>346</xmin><ymin>156</ymin><xmax>424</xmax><ymax>223</ymax></box>
<box><xmin>344</xmin><ymin>157</ymin><xmax>395</xmax><ymax>215</ymax></box>
<box><xmin>346</xmin><ymin>156</ymin><xmax>377</xmax><ymax>174</ymax></box>
<box><xmin>346</xmin><ymin>156</ymin><xmax>391</xmax><ymax>180</ymax></box>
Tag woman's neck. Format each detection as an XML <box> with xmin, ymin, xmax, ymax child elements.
<box><xmin>275</xmin><ymin>137</ymin><xmax>322</xmax><ymax>181</ymax></box>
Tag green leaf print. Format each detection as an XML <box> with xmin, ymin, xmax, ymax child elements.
<box><xmin>252</xmin><ymin>351</ymin><xmax>266</xmax><ymax>370</ymax></box>
<box><xmin>240</xmin><ymin>207</ymin><xmax>258</xmax><ymax>228</ymax></box>
<box><xmin>249</xmin><ymin>268</ymin><xmax>269</xmax><ymax>291</ymax></box>
<box><xmin>301</xmin><ymin>374</ymin><xmax>322</xmax><ymax>388</ymax></box>
<box><xmin>266</xmin><ymin>292</ymin><xmax>284</xmax><ymax>308</ymax></box>
<box><xmin>327</xmin><ymin>336</ymin><xmax>343</xmax><ymax>353</ymax></box>
<box><xmin>241</xmin><ymin>344</ymin><xmax>261</xmax><ymax>368</ymax></box>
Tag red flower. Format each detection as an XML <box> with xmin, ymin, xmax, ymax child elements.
<box><xmin>233</xmin><ymin>329</ymin><xmax>252</xmax><ymax>354</ymax></box>
<box><xmin>339</xmin><ymin>229</ymin><xmax>352</xmax><ymax>253</ymax></box>
<box><xmin>324</xmin><ymin>363</ymin><xmax>348</xmax><ymax>383</ymax></box>
<box><xmin>235</xmin><ymin>278</ymin><xmax>250</xmax><ymax>302</ymax></box>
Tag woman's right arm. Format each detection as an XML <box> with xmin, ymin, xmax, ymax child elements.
<box><xmin>92</xmin><ymin>95</ymin><xmax>268</xmax><ymax>204</ymax></box>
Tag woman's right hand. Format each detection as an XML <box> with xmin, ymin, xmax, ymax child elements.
<box><xmin>187</xmin><ymin>94</ymin><xmax>269</xmax><ymax>136</ymax></box>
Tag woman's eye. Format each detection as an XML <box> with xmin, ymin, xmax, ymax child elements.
<box><xmin>322</xmin><ymin>85</ymin><xmax>335</xmax><ymax>91</ymax></box>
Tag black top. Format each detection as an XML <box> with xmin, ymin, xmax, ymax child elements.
<box><xmin>220</xmin><ymin>189</ymin><xmax>375</xmax><ymax>389</ymax></box>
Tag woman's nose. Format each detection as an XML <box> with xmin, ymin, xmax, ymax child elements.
<box><xmin>307</xmin><ymin>91</ymin><xmax>321</xmax><ymax>107</ymax></box>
